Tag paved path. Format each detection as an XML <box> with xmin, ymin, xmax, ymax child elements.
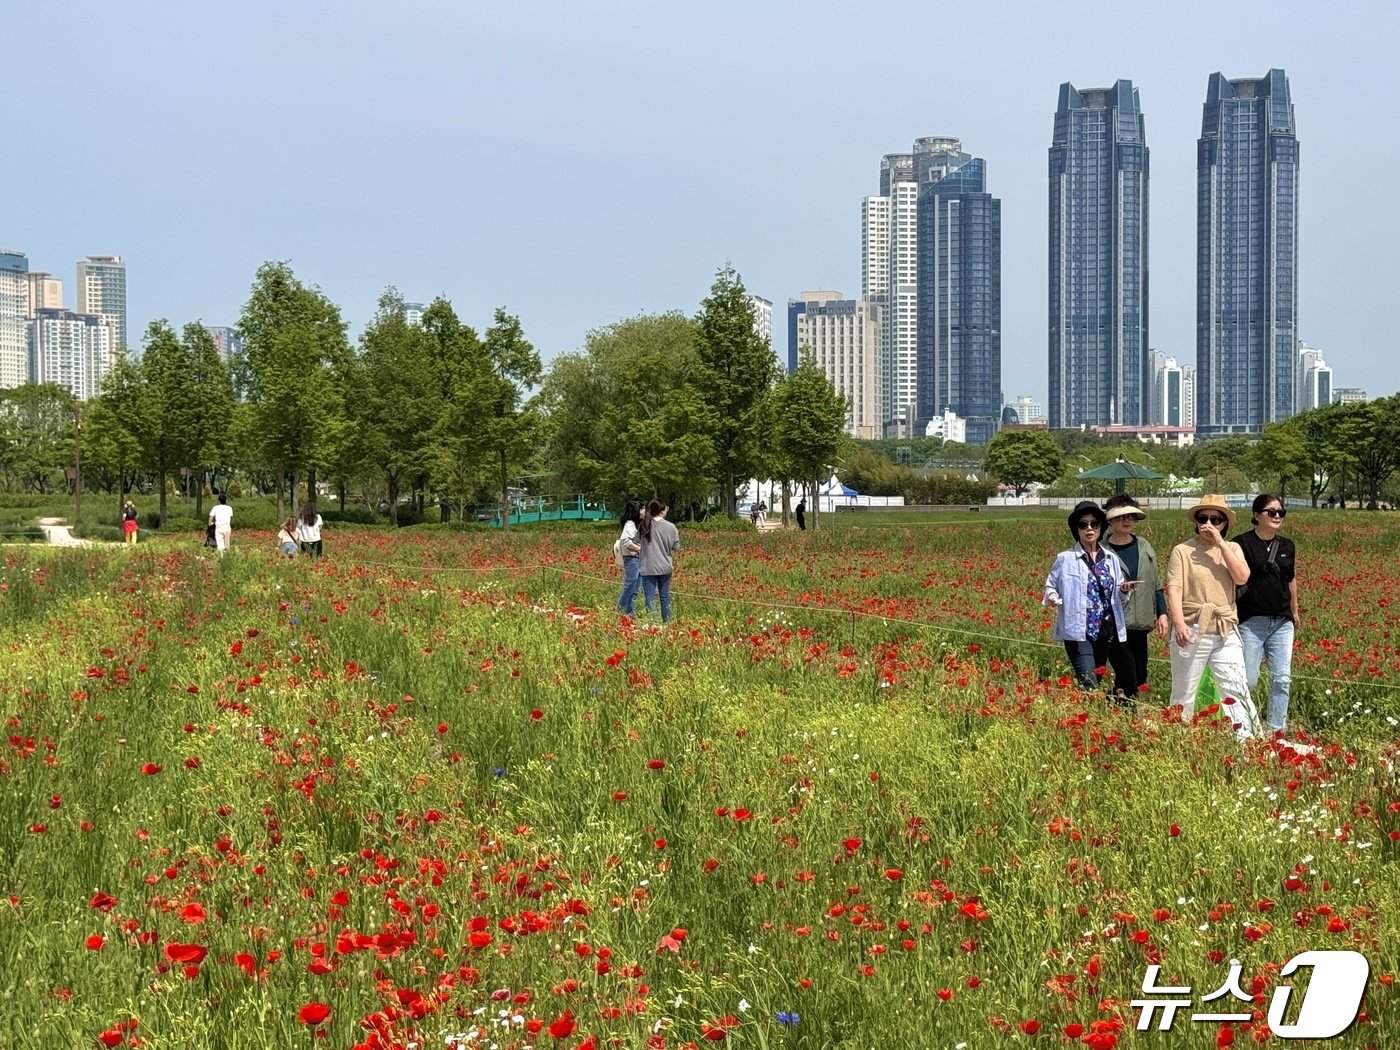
<box><xmin>37</xmin><ymin>518</ymin><xmax>92</xmax><ymax>547</ymax></box>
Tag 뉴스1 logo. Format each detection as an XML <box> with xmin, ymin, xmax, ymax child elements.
<box><xmin>1133</xmin><ymin>951</ymin><xmax>1369</xmax><ymax>1039</ymax></box>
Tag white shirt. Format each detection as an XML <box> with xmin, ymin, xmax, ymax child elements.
<box><xmin>210</xmin><ymin>504</ymin><xmax>233</xmax><ymax>529</ymax></box>
<box><xmin>298</xmin><ymin>515</ymin><xmax>323</xmax><ymax>542</ymax></box>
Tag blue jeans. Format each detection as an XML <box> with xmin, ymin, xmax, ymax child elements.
<box><xmin>1239</xmin><ymin>616</ymin><xmax>1295</xmax><ymax>731</ymax></box>
<box><xmin>617</xmin><ymin>556</ymin><xmax>641</xmax><ymax>615</ymax></box>
<box><xmin>642</xmin><ymin>573</ymin><xmax>673</xmax><ymax>622</ymax></box>
<box><xmin>1062</xmin><ymin>631</ymin><xmax>1135</xmax><ymax>701</ymax></box>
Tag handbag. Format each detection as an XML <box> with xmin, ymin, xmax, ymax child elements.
<box><xmin>612</xmin><ymin>537</ymin><xmax>625</xmax><ymax>568</ymax></box>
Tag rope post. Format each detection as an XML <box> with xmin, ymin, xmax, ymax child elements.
<box><xmin>851</xmin><ymin>608</ymin><xmax>857</xmax><ymax>648</ymax></box>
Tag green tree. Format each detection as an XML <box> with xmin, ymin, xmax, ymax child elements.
<box><xmin>448</xmin><ymin>309</ymin><xmax>542</xmax><ymax>532</ymax></box>
<box><xmin>694</xmin><ymin>266</ymin><xmax>776</xmax><ymax>516</ymax></box>
<box><xmin>81</xmin><ymin>358</ymin><xmax>145</xmax><ymax>509</ymax></box>
<box><xmin>1346</xmin><ymin>395</ymin><xmax>1400</xmax><ymax>507</ymax></box>
<box><xmin>769</xmin><ymin>357</ymin><xmax>847</xmax><ymax>530</ymax></box>
<box><xmin>540</xmin><ymin>313</ymin><xmax>716</xmax><ymax>512</ymax></box>
<box><xmin>355</xmin><ymin>289</ymin><xmax>437</xmax><ymax>526</ymax></box>
<box><xmin>237</xmin><ymin>262</ymin><xmax>350</xmax><ymax>519</ymax></box>
<box><xmin>1256</xmin><ymin>419</ymin><xmax>1309</xmax><ymax>498</ymax></box>
<box><xmin>182</xmin><ymin>324</ymin><xmax>236</xmax><ymax>518</ymax></box>
<box><xmin>421</xmin><ymin>298</ymin><xmax>486</xmax><ymax>521</ymax></box>
<box><xmin>984</xmin><ymin>429</ymin><xmax>1064</xmax><ymax>495</ymax></box>
<box><xmin>0</xmin><ymin>384</ymin><xmax>77</xmax><ymax>494</ymax></box>
<box><xmin>133</xmin><ymin>321</ymin><xmax>201</xmax><ymax>524</ymax></box>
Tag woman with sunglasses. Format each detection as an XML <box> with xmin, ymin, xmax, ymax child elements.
<box><xmin>1233</xmin><ymin>494</ymin><xmax>1298</xmax><ymax>732</ymax></box>
<box><xmin>1043</xmin><ymin>500</ymin><xmax>1134</xmax><ymax>698</ymax></box>
<box><xmin>1164</xmin><ymin>495</ymin><xmax>1262</xmax><ymax>740</ymax></box>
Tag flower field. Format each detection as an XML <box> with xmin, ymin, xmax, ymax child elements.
<box><xmin>2</xmin><ymin>512</ymin><xmax>1398</xmax><ymax>1048</ymax></box>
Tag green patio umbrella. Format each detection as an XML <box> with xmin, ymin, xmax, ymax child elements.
<box><xmin>1075</xmin><ymin>458</ymin><xmax>1165</xmax><ymax>494</ymax></box>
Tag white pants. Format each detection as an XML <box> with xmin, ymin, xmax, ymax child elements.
<box><xmin>215</xmin><ymin>526</ymin><xmax>231</xmax><ymax>553</ymax></box>
<box><xmin>1168</xmin><ymin>626</ymin><xmax>1261</xmax><ymax>741</ymax></box>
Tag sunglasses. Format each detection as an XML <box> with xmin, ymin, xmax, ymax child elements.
<box><xmin>1195</xmin><ymin>514</ymin><xmax>1228</xmax><ymax>526</ymax></box>
<box><xmin>1075</xmin><ymin>519</ymin><xmax>1101</xmax><ymax>531</ymax></box>
<box><xmin>1262</xmin><ymin>507</ymin><xmax>1287</xmax><ymax>518</ymax></box>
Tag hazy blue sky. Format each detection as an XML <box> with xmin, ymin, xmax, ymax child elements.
<box><xmin>4</xmin><ymin>0</ymin><xmax>1396</xmax><ymax>405</ymax></box>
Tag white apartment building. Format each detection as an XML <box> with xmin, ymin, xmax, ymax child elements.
<box><xmin>748</xmin><ymin>295</ymin><xmax>776</xmax><ymax>371</ymax></box>
<box><xmin>924</xmin><ymin>408</ymin><xmax>967</xmax><ymax>443</ymax></box>
<box><xmin>789</xmin><ymin>291</ymin><xmax>880</xmax><ymax>439</ymax></box>
<box><xmin>1296</xmin><ymin>345</ymin><xmax>1333</xmax><ymax>412</ymax></box>
<box><xmin>0</xmin><ymin>250</ymin><xmax>28</xmax><ymax>389</ymax></box>
<box><xmin>28</xmin><ymin>308</ymin><xmax>116</xmax><ymax>400</ymax></box>
<box><xmin>862</xmin><ymin>152</ymin><xmax>919</xmax><ymax>436</ymax></box>
<box><xmin>1008</xmin><ymin>395</ymin><xmax>1044</xmax><ymax>424</ymax></box>
<box><xmin>1333</xmin><ymin>387</ymin><xmax>1367</xmax><ymax>406</ymax></box>
<box><xmin>1148</xmin><ymin>351</ymin><xmax>1184</xmax><ymax>426</ymax></box>
<box><xmin>77</xmin><ymin>255</ymin><xmax>127</xmax><ymax>351</ymax></box>
<box><xmin>1182</xmin><ymin>364</ymin><xmax>1196</xmax><ymax>428</ymax></box>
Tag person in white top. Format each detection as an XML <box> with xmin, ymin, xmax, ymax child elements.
<box><xmin>297</xmin><ymin>503</ymin><xmax>325</xmax><ymax>558</ymax></box>
<box><xmin>208</xmin><ymin>493</ymin><xmax>233</xmax><ymax>555</ymax></box>
<box><xmin>276</xmin><ymin>517</ymin><xmax>299</xmax><ymax>558</ymax></box>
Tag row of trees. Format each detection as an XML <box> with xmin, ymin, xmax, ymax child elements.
<box><xmin>1</xmin><ymin>264</ymin><xmax>853</xmax><ymax>528</ymax></box>
<box><xmin>980</xmin><ymin>396</ymin><xmax>1400</xmax><ymax>507</ymax></box>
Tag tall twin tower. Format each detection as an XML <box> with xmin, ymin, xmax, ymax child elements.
<box><xmin>1049</xmin><ymin>69</ymin><xmax>1299</xmax><ymax>435</ymax></box>
<box><xmin>860</xmin><ymin>70</ymin><xmax>1299</xmax><ymax>443</ymax></box>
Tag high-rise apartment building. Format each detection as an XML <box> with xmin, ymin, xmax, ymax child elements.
<box><xmin>28</xmin><ymin>308</ymin><xmax>116</xmax><ymax>401</ymax></box>
<box><xmin>1197</xmin><ymin>69</ymin><xmax>1299</xmax><ymax>435</ymax></box>
<box><xmin>1182</xmin><ymin>365</ymin><xmax>1197</xmax><ymax>428</ymax></box>
<box><xmin>1148</xmin><ymin>351</ymin><xmax>1184</xmax><ymax>426</ymax></box>
<box><xmin>1333</xmin><ymin>387</ymin><xmax>1366</xmax><ymax>406</ymax></box>
<box><xmin>1048</xmin><ymin>80</ymin><xmax>1149</xmax><ymax>429</ymax></box>
<box><xmin>204</xmin><ymin>326</ymin><xmax>244</xmax><ymax>364</ymax></box>
<box><xmin>76</xmin><ymin>255</ymin><xmax>127</xmax><ymax>352</ymax></box>
<box><xmin>914</xmin><ymin>137</ymin><xmax>1001</xmax><ymax>444</ymax></box>
<box><xmin>787</xmin><ymin>291</ymin><xmax>880</xmax><ymax>438</ymax></box>
<box><xmin>1008</xmin><ymin>395</ymin><xmax>1045</xmax><ymax>425</ymax></box>
<box><xmin>1296</xmin><ymin>345</ymin><xmax>1332</xmax><ymax>412</ymax></box>
<box><xmin>862</xmin><ymin>152</ymin><xmax>919</xmax><ymax>435</ymax></box>
<box><xmin>0</xmin><ymin>250</ymin><xmax>29</xmax><ymax>389</ymax></box>
<box><xmin>747</xmin><ymin>295</ymin><xmax>777</xmax><ymax>371</ymax></box>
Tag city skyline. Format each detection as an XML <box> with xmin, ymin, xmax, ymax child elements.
<box><xmin>3</xmin><ymin>2</ymin><xmax>1396</xmax><ymax>410</ymax></box>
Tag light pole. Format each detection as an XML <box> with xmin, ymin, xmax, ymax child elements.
<box><xmin>73</xmin><ymin>413</ymin><xmax>82</xmax><ymax>525</ymax></box>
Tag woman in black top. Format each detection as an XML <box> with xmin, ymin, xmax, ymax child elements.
<box><xmin>1233</xmin><ymin>494</ymin><xmax>1298</xmax><ymax>732</ymax></box>
<box><xmin>1102</xmin><ymin>494</ymin><xmax>1167</xmax><ymax>698</ymax></box>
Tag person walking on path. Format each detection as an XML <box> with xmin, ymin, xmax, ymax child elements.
<box><xmin>638</xmin><ymin>499</ymin><xmax>681</xmax><ymax>623</ymax></box>
<box><xmin>1102</xmin><ymin>494</ymin><xmax>1168</xmax><ymax>698</ymax></box>
<box><xmin>795</xmin><ymin>498</ymin><xmax>806</xmax><ymax>531</ymax></box>
<box><xmin>1165</xmin><ymin>495</ymin><xmax>1261</xmax><ymax>741</ymax></box>
<box><xmin>209</xmin><ymin>493</ymin><xmax>233</xmax><ymax>556</ymax></box>
<box><xmin>298</xmin><ymin>503</ymin><xmax>324</xmax><ymax>558</ymax></box>
<box><xmin>122</xmin><ymin>500</ymin><xmax>139</xmax><ymax>546</ymax></box>
<box><xmin>1234</xmin><ymin>494</ymin><xmax>1299</xmax><ymax>733</ymax></box>
<box><xmin>615</xmin><ymin>501</ymin><xmax>644</xmax><ymax>616</ymax></box>
<box><xmin>1043</xmin><ymin>501</ymin><xmax>1134</xmax><ymax>698</ymax></box>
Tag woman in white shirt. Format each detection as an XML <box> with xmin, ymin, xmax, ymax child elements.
<box><xmin>615</xmin><ymin>501</ymin><xmax>643</xmax><ymax>615</ymax></box>
<box><xmin>208</xmin><ymin>493</ymin><xmax>233</xmax><ymax>555</ymax></box>
<box><xmin>297</xmin><ymin>503</ymin><xmax>325</xmax><ymax>558</ymax></box>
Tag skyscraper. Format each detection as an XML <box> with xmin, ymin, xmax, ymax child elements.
<box><xmin>862</xmin><ymin>152</ymin><xmax>919</xmax><ymax>435</ymax></box>
<box><xmin>26</xmin><ymin>272</ymin><xmax>63</xmax><ymax>314</ymax></box>
<box><xmin>914</xmin><ymin>137</ymin><xmax>1002</xmax><ymax>444</ymax></box>
<box><xmin>1197</xmin><ymin>69</ymin><xmax>1299</xmax><ymax>435</ymax></box>
<box><xmin>1048</xmin><ymin>80</ymin><xmax>1149</xmax><ymax>429</ymax></box>
<box><xmin>0</xmin><ymin>250</ymin><xmax>29</xmax><ymax>389</ymax></box>
<box><xmin>204</xmin><ymin>326</ymin><xmax>244</xmax><ymax>364</ymax></box>
<box><xmin>77</xmin><ymin>255</ymin><xmax>128</xmax><ymax>352</ymax></box>
<box><xmin>1148</xmin><ymin>351</ymin><xmax>1184</xmax><ymax>427</ymax></box>
<box><xmin>1296</xmin><ymin>345</ymin><xmax>1332</xmax><ymax>411</ymax></box>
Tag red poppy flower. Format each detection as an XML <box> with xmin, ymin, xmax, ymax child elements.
<box><xmin>547</xmin><ymin>1010</ymin><xmax>576</xmax><ymax>1039</ymax></box>
<box><xmin>141</xmin><ymin>763</ymin><xmax>162</xmax><ymax>775</ymax></box>
<box><xmin>163</xmin><ymin>943</ymin><xmax>207</xmax><ymax>965</ymax></box>
<box><xmin>298</xmin><ymin>1002</ymin><xmax>331</xmax><ymax>1025</ymax></box>
<box><xmin>85</xmin><ymin>934</ymin><xmax>105</xmax><ymax>951</ymax></box>
<box><xmin>646</xmin><ymin>758</ymin><xmax>665</xmax><ymax>770</ymax></box>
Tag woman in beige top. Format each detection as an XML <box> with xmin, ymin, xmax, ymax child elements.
<box><xmin>1164</xmin><ymin>495</ymin><xmax>1261</xmax><ymax>741</ymax></box>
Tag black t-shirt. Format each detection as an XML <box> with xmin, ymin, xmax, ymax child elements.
<box><xmin>1233</xmin><ymin>531</ymin><xmax>1296</xmax><ymax>621</ymax></box>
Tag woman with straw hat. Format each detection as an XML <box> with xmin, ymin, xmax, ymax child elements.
<box><xmin>1164</xmin><ymin>495</ymin><xmax>1262</xmax><ymax>741</ymax></box>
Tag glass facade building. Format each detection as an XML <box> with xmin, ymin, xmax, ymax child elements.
<box><xmin>1048</xmin><ymin>80</ymin><xmax>1149</xmax><ymax>429</ymax></box>
<box><xmin>1196</xmin><ymin>69</ymin><xmax>1298</xmax><ymax>435</ymax></box>
<box><xmin>914</xmin><ymin>140</ymin><xmax>1001</xmax><ymax>445</ymax></box>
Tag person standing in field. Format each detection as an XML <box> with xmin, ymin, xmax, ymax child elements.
<box><xmin>1102</xmin><ymin>494</ymin><xmax>1168</xmax><ymax>697</ymax></box>
<box><xmin>1164</xmin><ymin>495</ymin><xmax>1261</xmax><ymax>740</ymax></box>
<box><xmin>615</xmin><ymin>500</ymin><xmax>644</xmax><ymax>616</ymax></box>
<box><xmin>1043</xmin><ymin>501</ymin><xmax>1134</xmax><ymax>698</ymax></box>
<box><xmin>208</xmin><ymin>493</ymin><xmax>233</xmax><ymax>556</ymax></box>
<box><xmin>122</xmin><ymin>500</ymin><xmax>139</xmax><ymax>545</ymax></box>
<box><xmin>298</xmin><ymin>503</ymin><xmax>324</xmax><ymax>558</ymax></box>
<box><xmin>795</xmin><ymin>497</ymin><xmax>806</xmax><ymax>531</ymax></box>
<box><xmin>638</xmin><ymin>499</ymin><xmax>681</xmax><ymax>623</ymax></box>
<box><xmin>1233</xmin><ymin>493</ymin><xmax>1299</xmax><ymax>733</ymax></box>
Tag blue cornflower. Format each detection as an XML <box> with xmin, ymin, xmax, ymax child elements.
<box><xmin>776</xmin><ymin>1011</ymin><xmax>800</xmax><ymax>1025</ymax></box>
<box><xmin>492</xmin><ymin>767</ymin><xmax>507</xmax><ymax>778</ymax></box>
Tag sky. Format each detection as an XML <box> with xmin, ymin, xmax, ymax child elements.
<box><xmin>4</xmin><ymin>0</ymin><xmax>1396</xmax><ymax>407</ymax></box>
